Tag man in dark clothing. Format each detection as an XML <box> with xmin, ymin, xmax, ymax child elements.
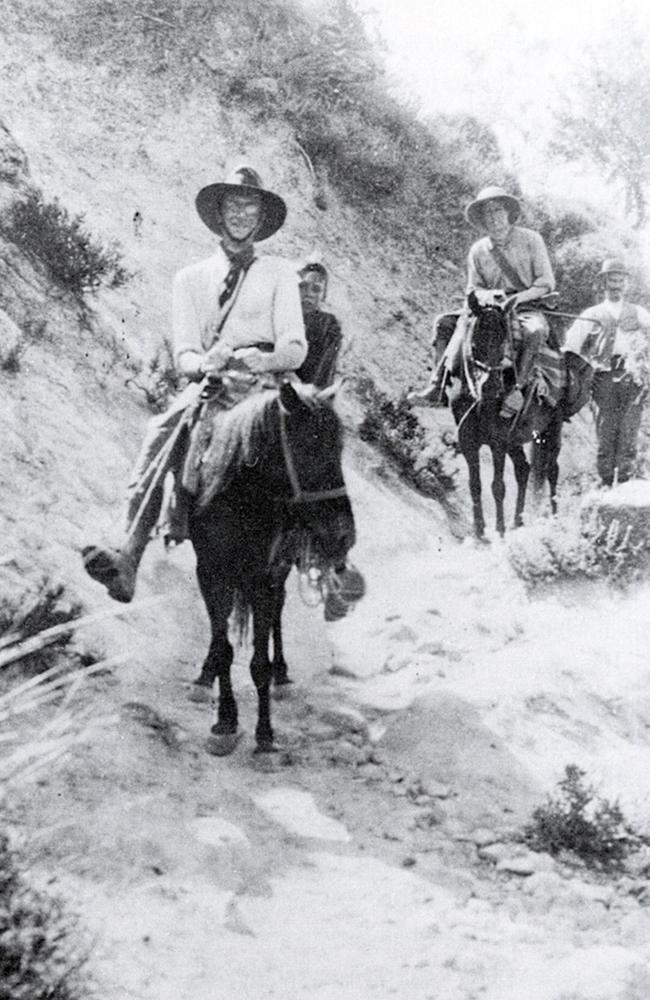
<box><xmin>296</xmin><ymin>260</ymin><xmax>343</xmax><ymax>388</ymax></box>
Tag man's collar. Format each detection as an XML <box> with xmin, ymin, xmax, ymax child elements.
<box><xmin>487</xmin><ymin>228</ymin><xmax>514</xmax><ymax>250</ymax></box>
<box><xmin>218</xmin><ymin>240</ymin><xmax>257</xmax><ymax>266</ymax></box>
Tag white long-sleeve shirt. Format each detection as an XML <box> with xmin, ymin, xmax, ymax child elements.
<box><xmin>172</xmin><ymin>248</ymin><xmax>306</xmax><ymax>373</ymax></box>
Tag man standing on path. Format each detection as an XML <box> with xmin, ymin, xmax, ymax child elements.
<box><xmin>82</xmin><ymin>164</ymin><xmax>306</xmax><ymax>602</ymax></box>
<box><xmin>296</xmin><ymin>258</ymin><xmax>343</xmax><ymax>389</ymax></box>
<box><xmin>564</xmin><ymin>259</ymin><xmax>650</xmax><ymax>487</ymax></box>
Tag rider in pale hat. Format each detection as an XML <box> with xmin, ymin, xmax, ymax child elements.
<box><xmin>83</xmin><ymin>164</ymin><xmax>306</xmax><ymax>602</ymax></box>
<box><xmin>464</xmin><ymin>186</ymin><xmax>521</xmax><ymax>229</ymax></box>
<box><xmin>410</xmin><ymin>185</ymin><xmax>556</xmax><ymax>415</ymax></box>
<box><xmin>564</xmin><ymin>256</ymin><xmax>650</xmax><ymax>486</ymax></box>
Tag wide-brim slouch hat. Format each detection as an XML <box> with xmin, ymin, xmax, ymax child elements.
<box><xmin>598</xmin><ymin>258</ymin><xmax>629</xmax><ymax>278</ymax></box>
<box><xmin>196</xmin><ymin>165</ymin><xmax>287</xmax><ymax>241</ymax></box>
<box><xmin>465</xmin><ymin>186</ymin><xmax>521</xmax><ymax>229</ymax></box>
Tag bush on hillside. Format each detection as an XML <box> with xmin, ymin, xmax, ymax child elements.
<box><xmin>525</xmin><ymin>197</ymin><xmax>647</xmax><ymax>315</ymax></box>
<box><xmin>523</xmin><ymin>765</ymin><xmax>646</xmax><ymax>871</ymax></box>
<box><xmin>356</xmin><ymin>374</ymin><xmax>457</xmax><ymax>505</ymax></box>
<box><xmin>506</xmin><ymin>510</ymin><xmax>649</xmax><ymax>588</ymax></box>
<box><xmin>1</xmin><ymin>190</ymin><xmax>130</xmax><ymax>297</ymax></box>
<box><xmin>0</xmin><ymin>578</ymin><xmax>85</xmax><ymax>676</ymax></box>
<box><xmin>0</xmin><ymin>341</ymin><xmax>25</xmax><ymax>375</ymax></box>
<box><xmin>430</xmin><ymin>113</ymin><xmax>518</xmax><ymax>193</ymax></box>
<box><xmin>127</xmin><ymin>337</ymin><xmax>183</xmax><ymax>413</ymax></box>
<box><xmin>0</xmin><ymin>834</ymin><xmax>92</xmax><ymax>1000</ymax></box>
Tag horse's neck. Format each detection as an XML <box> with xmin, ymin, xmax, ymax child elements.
<box><xmin>473</xmin><ymin>310</ymin><xmax>507</xmax><ymax>366</ymax></box>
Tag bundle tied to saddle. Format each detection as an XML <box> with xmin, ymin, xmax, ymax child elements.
<box><xmin>182</xmin><ymin>382</ymin><xmax>277</xmax><ymax>508</ymax></box>
<box><xmin>155</xmin><ymin>372</ymin><xmax>277</xmax><ymax>546</ymax></box>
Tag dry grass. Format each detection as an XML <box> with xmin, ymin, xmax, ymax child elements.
<box><xmin>0</xmin><ymin>649</ymin><xmax>122</xmax><ymax>1000</ymax></box>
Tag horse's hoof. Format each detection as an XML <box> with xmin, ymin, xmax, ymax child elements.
<box><xmin>206</xmin><ymin>730</ymin><xmax>242</xmax><ymax>757</ymax></box>
<box><xmin>272</xmin><ymin>676</ymin><xmax>293</xmax><ymax>701</ymax></box>
<box><xmin>273</xmin><ymin>673</ymin><xmax>293</xmax><ymax>686</ymax></box>
<box><xmin>188</xmin><ymin>682</ymin><xmax>212</xmax><ymax>704</ymax></box>
<box><xmin>253</xmin><ymin>737</ymin><xmax>278</xmax><ymax>754</ymax></box>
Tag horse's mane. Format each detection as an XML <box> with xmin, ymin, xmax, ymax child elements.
<box><xmin>197</xmin><ymin>383</ymin><xmax>325</xmax><ymax>508</ymax></box>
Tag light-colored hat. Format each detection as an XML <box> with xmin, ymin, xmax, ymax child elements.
<box><xmin>465</xmin><ymin>186</ymin><xmax>521</xmax><ymax>229</ymax></box>
<box><xmin>195</xmin><ymin>165</ymin><xmax>287</xmax><ymax>240</ymax></box>
<box><xmin>599</xmin><ymin>258</ymin><xmax>629</xmax><ymax>278</ymax></box>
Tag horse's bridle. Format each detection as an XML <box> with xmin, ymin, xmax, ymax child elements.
<box><xmin>462</xmin><ymin>307</ymin><xmax>506</xmax><ymax>402</ymax></box>
<box><xmin>278</xmin><ymin>403</ymin><xmax>349</xmax><ymax>505</ymax></box>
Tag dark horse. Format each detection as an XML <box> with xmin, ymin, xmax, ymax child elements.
<box><xmin>450</xmin><ymin>293</ymin><xmax>564</xmax><ymax>539</ymax></box>
<box><xmin>187</xmin><ymin>381</ymin><xmax>356</xmax><ymax>755</ymax></box>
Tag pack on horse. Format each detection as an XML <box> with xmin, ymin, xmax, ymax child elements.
<box><xmin>439</xmin><ymin>292</ymin><xmax>592</xmax><ymax>539</ymax></box>
<box><xmin>186</xmin><ymin>379</ymin><xmax>359</xmax><ymax>755</ymax></box>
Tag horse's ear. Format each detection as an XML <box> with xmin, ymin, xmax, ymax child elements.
<box><xmin>467</xmin><ymin>290</ymin><xmax>480</xmax><ymax>316</ymax></box>
<box><xmin>279</xmin><ymin>380</ymin><xmax>303</xmax><ymax>414</ymax></box>
<box><xmin>316</xmin><ymin>377</ymin><xmax>344</xmax><ymax>403</ymax></box>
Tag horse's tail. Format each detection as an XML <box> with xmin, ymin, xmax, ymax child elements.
<box><xmin>231</xmin><ymin>589</ymin><xmax>251</xmax><ymax>645</ymax></box>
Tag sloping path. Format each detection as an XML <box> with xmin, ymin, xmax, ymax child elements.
<box><xmin>8</xmin><ymin>461</ymin><xmax>650</xmax><ymax>1000</ymax></box>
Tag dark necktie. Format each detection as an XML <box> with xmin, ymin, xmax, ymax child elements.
<box><xmin>219</xmin><ymin>248</ymin><xmax>255</xmax><ymax>308</ymax></box>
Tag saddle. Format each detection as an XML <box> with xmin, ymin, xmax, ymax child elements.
<box><xmin>159</xmin><ymin>367</ymin><xmax>272</xmax><ymax>546</ymax></box>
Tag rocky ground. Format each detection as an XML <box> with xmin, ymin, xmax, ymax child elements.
<box><xmin>5</xmin><ymin>448</ymin><xmax>650</xmax><ymax>1000</ymax></box>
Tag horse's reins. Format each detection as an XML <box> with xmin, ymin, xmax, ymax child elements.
<box><xmin>278</xmin><ymin>402</ymin><xmax>349</xmax><ymax>505</ymax></box>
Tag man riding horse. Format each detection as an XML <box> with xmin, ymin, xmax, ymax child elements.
<box><xmin>83</xmin><ymin>164</ymin><xmax>308</xmax><ymax>602</ymax></box>
<box><xmin>410</xmin><ymin>186</ymin><xmax>562</xmax><ymax>418</ymax></box>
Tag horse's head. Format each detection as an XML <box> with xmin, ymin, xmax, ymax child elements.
<box><xmin>276</xmin><ymin>381</ymin><xmax>356</xmax><ymax>567</ymax></box>
<box><xmin>465</xmin><ymin>291</ymin><xmax>509</xmax><ymax>396</ymax></box>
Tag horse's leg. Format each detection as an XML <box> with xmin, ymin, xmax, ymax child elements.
<box><xmin>191</xmin><ymin>553</ymin><xmax>241</xmax><ymax>755</ymax></box>
<box><xmin>508</xmin><ymin>445</ymin><xmax>530</xmax><ymax>528</ymax></box>
<box><xmin>490</xmin><ymin>444</ymin><xmax>507</xmax><ymax>537</ymax></box>
<box><xmin>463</xmin><ymin>447</ymin><xmax>486</xmax><ymax>539</ymax></box>
<box><xmin>530</xmin><ymin>415</ymin><xmax>562</xmax><ymax>515</ymax></box>
<box><xmin>545</xmin><ymin>413</ymin><xmax>563</xmax><ymax>515</ymax></box>
<box><xmin>270</xmin><ymin>572</ymin><xmax>292</xmax><ymax>686</ymax></box>
<box><xmin>529</xmin><ymin>430</ymin><xmax>547</xmax><ymax>513</ymax></box>
<box><xmin>191</xmin><ymin>553</ymin><xmax>234</xmax><ymax>689</ymax></box>
<box><xmin>249</xmin><ymin>585</ymin><xmax>276</xmax><ymax>752</ymax></box>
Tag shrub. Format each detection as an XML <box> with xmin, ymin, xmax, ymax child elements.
<box><xmin>127</xmin><ymin>337</ymin><xmax>183</xmax><ymax>413</ymax></box>
<box><xmin>506</xmin><ymin>510</ymin><xmax>649</xmax><ymax>588</ymax></box>
<box><xmin>0</xmin><ymin>341</ymin><xmax>25</xmax><ymax>374</ymax></box>
<box><xmin>523</xmin><ymin>765</ymin><xmax>645</xmax><ymax>870</ymax></box>
<box><xmin>0</xmin><ymin>833</ymin><xmax>91</xmax><ymax>1000</ymax></box>
<box><xmin>356</xmin><ymin>374</ymin><xmax>457</xmax><ymax>505</ymax></box>
<box><xmin>0</xmin><ymin>579</ymin><xmax>84</xmax><ymax>676</ymax></box>
<box><xmin>1</xmin><ymin>189</ymin><xmax>130</xmax><ymax>296</ymax></box>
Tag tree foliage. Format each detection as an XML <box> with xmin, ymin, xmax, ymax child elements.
<box><xmin>551</xmin><ymin>19</ymin><xmax>650</xmax><ymax>228</ymax></box>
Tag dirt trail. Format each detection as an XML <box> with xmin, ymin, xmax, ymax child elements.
<box><xmin>6</xmin><ymin>456</ymin><xmax>650</xmax><ymax>1000</ymax></box>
